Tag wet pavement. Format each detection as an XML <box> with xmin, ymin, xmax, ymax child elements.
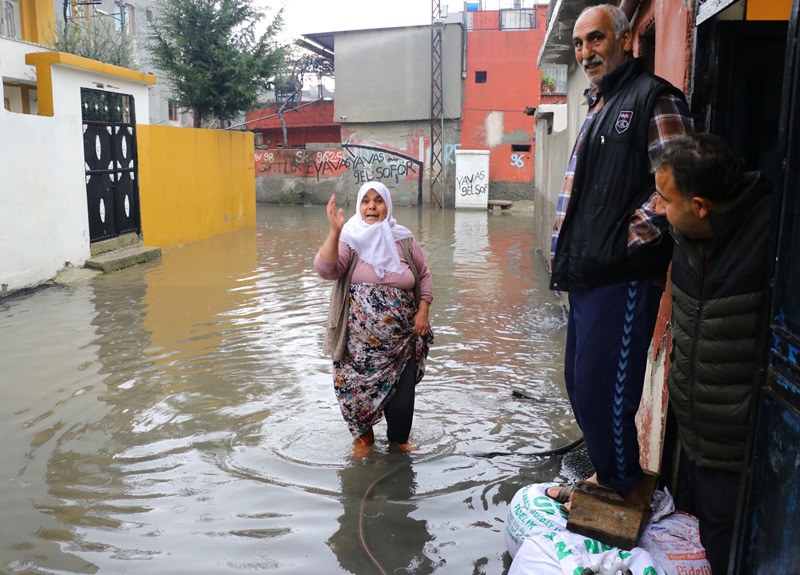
<box><xmin>0</xmin><ymin>204</ymin><xmax>586</xmax><ymax>575</ymax></box>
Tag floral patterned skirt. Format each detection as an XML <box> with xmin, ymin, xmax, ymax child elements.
<box><xmin>333</xmin><ymin>282</ymin><xmax>432</xmax><ymax>438</ymax></box>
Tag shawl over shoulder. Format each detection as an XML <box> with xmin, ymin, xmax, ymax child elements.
<box><xmin>323</xmin><ymin>237</ymin><xmax>420</xmax><ymax>361</ymax></box>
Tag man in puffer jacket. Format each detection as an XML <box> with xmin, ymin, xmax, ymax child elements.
<box><xmin>653</xmin><ymin>133</ymin><xmax>776</xmax><ymax>575</ymax></box>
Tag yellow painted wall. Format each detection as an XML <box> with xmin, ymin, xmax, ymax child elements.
<box><xmin>21</xmin><ymin>0</ymin><xmax>55</xmax><ymax>44</ymax></box>
<box><xmin>137</xmin><ymin>125</ymin><xmax>256</xmax><ymax>249</ymax></box>
<box><xmin>747</xmin><ymin>0</ymin><xmax>791</xmax><ymax>20</ymax></box>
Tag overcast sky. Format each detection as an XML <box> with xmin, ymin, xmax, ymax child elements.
<box><xmin>272</xmin><ymin>0</ymin><xmax>546</xmax><ymax>41</ymax></box>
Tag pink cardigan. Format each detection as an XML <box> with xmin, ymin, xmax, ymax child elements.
<box><xmin>314</xmin><ymin>239</ymin><xmax>433</xmax><ymax>303</ymax></box>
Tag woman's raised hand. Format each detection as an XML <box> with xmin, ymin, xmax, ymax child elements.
<box><xmin>327</xmin><ymin>194</ymin><xmax>345</xmax><ymax>235</ymax></box>
<box><xmin>318</xmin><ymin>194</ymin><xmax>346</xmax><ymax>263</ymax></box>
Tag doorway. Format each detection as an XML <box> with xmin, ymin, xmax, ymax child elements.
<box><xmin>81</xmin><ymin>88</ymin><xmax>141</xmax><ymax>242</ymax></box>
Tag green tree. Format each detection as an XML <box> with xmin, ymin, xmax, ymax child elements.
<box><xmin>148</xmin><ymin>0</ymin><xmax>287</xmax><ymax>128</ymax></box>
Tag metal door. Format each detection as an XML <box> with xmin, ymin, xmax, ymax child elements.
<box><xmin>733</xmin><ymin>0</ymin><xmax>800</xmax><ymax>571</ymax></box>
<box><xmin>82</xmin><ymin>88</ymin><xmax>140</xmax><ymax>242</ymax></box>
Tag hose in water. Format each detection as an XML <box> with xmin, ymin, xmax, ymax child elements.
<box><xmin>475</xmin><ymin>388</ymin><xmax>585</xmax><ymax>458</ymax></box>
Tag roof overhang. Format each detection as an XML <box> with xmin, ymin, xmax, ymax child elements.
<box><xmin>297</xmin><ymin>32</ymin><xmax>335</xmax><ymax>61</ymax></box>
<box><xmin>538</xmin><ymin>0</ymin><xmax>598</xmax><ymax>67</ymax></box>
<box><xmin>299</xmin><ymin>23</ymin><xmax>435</xmax><ymax>63</ymax></box>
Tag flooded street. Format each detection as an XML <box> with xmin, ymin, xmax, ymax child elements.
<box><xmin>0</xmin><ymin>204</ymin><xmax>583</xmax><ymax>575</ymax></box>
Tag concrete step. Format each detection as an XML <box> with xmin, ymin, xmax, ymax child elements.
<box><xmin>488</xmin><ymin>200</ymin><xmax>513</xmax><ymax>210</ymax></box>
<box><xmin>85</xmin><ymin>245</ymin><xmax>162</xmax><ymax>274</ymax></box>
<box><xmin>90</xmin><ymin>232</ymin><xmax>142</xmax><ymax>257</ymax></box>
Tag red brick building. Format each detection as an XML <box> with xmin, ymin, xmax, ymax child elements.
<box><xmin>461</xmin><ymin>5</ymin><xmax>555</xmax><ymax>188</ymax></box>
<box><xmin>245</xmin><ymin>100</ymin><xmax>340</xmax><ymax>149</ymax></box>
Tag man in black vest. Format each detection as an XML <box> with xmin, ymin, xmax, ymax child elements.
<box><xmin>547</xmin><ymin>4</ymin><xmax>692</xmax><ymax>509</ymax></box>
<box><xmin>653</xmin><ymin>134</ymin><xmax>774</xmax><ymax>575</ymax></box>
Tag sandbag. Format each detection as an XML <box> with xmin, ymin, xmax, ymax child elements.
<box><xmin>505</xmin><ymin>483</ymin><xmax>711</xmax><ymax>575</ymax></box>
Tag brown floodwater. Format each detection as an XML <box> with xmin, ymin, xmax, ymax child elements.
<box><xmin>0</xmin><ymin>204</ymin><xmax>585</xmax><ymax>575</ymax></box>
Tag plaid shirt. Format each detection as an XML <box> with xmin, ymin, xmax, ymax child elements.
<box><xmin>550</xmin><ymin>88</ymin><xmax>693</xmax><ymax>258</ymax></box>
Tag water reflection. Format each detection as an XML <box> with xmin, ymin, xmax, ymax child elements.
<box><xmin>329</xmin><ymin>455</ymin><xmax>435</xmax><ymax>574</ymax></box>
<box><xmin>0</xmin><ymin>204</ymin><xmax>574</xmax><ymax>575</ymax></box>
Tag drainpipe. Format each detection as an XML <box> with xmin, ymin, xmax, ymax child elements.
<box><xmin>618</xmin><ymin>0</ymin><xmax>642</xmax><ymax>21</ymax></box>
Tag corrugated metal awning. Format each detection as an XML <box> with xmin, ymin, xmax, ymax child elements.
<box><xmin>538</xmin><ymin>0</ymin><xmax>600</xmax><ymax>67</ymax></box>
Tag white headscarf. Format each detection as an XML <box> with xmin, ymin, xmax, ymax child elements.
<box><xmin>340</xmin><ymin>181</ymin><xmax>413</xmax><ymax>278</ymax></box>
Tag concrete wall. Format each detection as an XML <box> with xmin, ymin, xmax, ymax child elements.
<box><xmin>26</xmin><ymin>52</ymin><xmax>154</xmax><ymax>120</ymax></box>
<box><xmin>460</xmin><ymin>9</ymin><xmax>547</xmax><ymax>195</ymax></box>
<box><xmin>0</xmin><ymin>36</ymin><xmax>48</xmax><ymax>80</ymax></box>
<box><xmin>532</xmin><ymin>103</ymin><xmax>569</xmax><ymax>266</ymax></box>
<box><xmin>1</xmin><ymin>52</ymin><xmax>154</xmax><ymax>296</ymax></box>
<box><xmin>636</xmin><ymin>0</ymin><xmax>692</xmax><ymax>91</ymax></box>
<box><xmin>333</xmin><ymin>25</ymin><xmax>463</xmax><ymax>124</ymax></box>
<box><xmin>531</xmin><ymin>63</ymin><xmax>588</xmax><ymax>261</ymax></box>
<box><xmin>254</xmin><ymin>120</ymin><xmax>462</xmax><ymax>208</ymax></box>
<box><xmin>342</xmin><ymin>121</ymin><xmax>450</xmax><ymax>207</ymax></box>
<box><xmin>0</xmin><ymin>106</ymin><xmax>87</xmax><ymax>295</ymax></box>
<box><xmin>1</xmin><ymin>49</ymin><xmax>257</xmax><ymax>295</ymax></box>
<box><xmin>137</xmin><ymin>126</ymin><xmax>256</xmax><ymax>249</ymax></box>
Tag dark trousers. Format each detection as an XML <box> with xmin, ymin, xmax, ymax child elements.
<box><xmin>679</xmin><ymin>458</ymin><xmax>741</xmax><ymax>575</ymax></box>
<box><xmin>565</xmin><ymin>280</ymin><xmax>662</xmax><ymax>494</ymax></box>
<box><xmin>385</xmin><ymin>357</ymin><xmax>417</xmax><ymax>444</ymax></box>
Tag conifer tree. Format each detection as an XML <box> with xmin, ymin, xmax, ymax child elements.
<box><xmin>148</xmin><ymin>0</ymin><xmax>287</xmax><ymax>128</ymax></box>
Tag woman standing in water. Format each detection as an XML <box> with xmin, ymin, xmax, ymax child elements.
<box><xmin>314</xmin><ymin>181</ymin><xmax>433</xmax><ymax>458</ymax></box>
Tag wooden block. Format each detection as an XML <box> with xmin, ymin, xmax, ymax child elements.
<box><xmin>565</xmin><ymin>472</ymin><xmax>658</xmax><ymax>550</ymax></box>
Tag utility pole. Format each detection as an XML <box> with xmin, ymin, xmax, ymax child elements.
<box><xmin>429</xmin><ymin>0</ymin><xmax>444</xmax><ymax>208</ymax></box>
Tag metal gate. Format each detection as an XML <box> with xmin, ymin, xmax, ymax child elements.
<box><xmin>733</xmin><ymin>0</ymin><xmax>800</xmax><ymax>571</ymax></box>
<box><xmin>81</xmin><ymin>88</ymin><xmax>141</xmax><ymax>242</ymax></box>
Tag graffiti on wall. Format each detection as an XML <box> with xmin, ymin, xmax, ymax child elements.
<box><xmin>510</xmin><ymin>153</ymin><xmax>526</xmax><ymax>168</ymax></box>
<box><xmin>254</xmin><ymin>149</ymin><xmax>348</xmax><ymax>180</ymax></box>
<box><xmin>343</xmin><ymin>144</ymin><xmax>422</xmax><ymax>184</ymax></box>
<box><xmin>456</xmin><ymin>170</ymin><xmax>488</xmax><ymax>197</ymax></box>
<box><xmin>253</xmin><ymin>137</ymin><xmax>427</xmax><ymax>204</ymax></box>
<box><xmin>342</xmin><ymin>143</ymin><xmax>424</xmax><ymax>204</ymax></box>
<box><xmin>444</xmin><ymin>143</ymin><xmax>462</xmax><ymax>165</ymax></box>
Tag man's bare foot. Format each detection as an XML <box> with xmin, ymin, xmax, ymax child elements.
<box><xmin>394</xmin><ymin>441</ymin><xmax>419</xmax><ymax>452</ymax></box>
<box><xmin>545</xmin><ymin>474</ymin><xmax>598</xmax><ymax>511</ymax></box>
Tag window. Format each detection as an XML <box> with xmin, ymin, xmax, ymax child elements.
<box><xmin>3</xmin><ymin>0</ymin><xmax>20</xmax><ymax>39</ymax></box>
<box><xmin>146</xmin><ymin>8</ymin><xmax>153</xmax><ymax>23</ymax></box>
<box><xmin>115</xmin><ymin>2</ymin><xmax>134</xmax><ymax>35</ymax></box>
<box><xmin>168</xmin><ymin>99</ymin><xmax>179</xmax><ymax>122</ymax></box>
<box><xmin>475</xmin><ymin>71</ymin><xmax>487</xmax><ymax>83</ymax></box>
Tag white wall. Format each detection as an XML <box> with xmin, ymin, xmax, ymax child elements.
<box><xmin>334</xmin><ymin>24</ymin><xmax>464</xmax><ymax>124</ymax></box>
<box><xmin>1</xmin><ymin>52</ymin><xmax>154</xmax><ymax>295</ymax></box>
<box><xmin>0</xmin><ymin>108</ymin><xmax>88</xmax><ymax>294</ymax></box>
<box><xmin>532</xmin><ymin>103</ymin><xmax>568</xmax><ymax>265</ymax></box>
<box><xmin>0</xmin><ymin>37</ymin><xmax>48</xmax><ymax>81</ymax></box>
<box><xmin>49</xmin><ymin>63</ymin><xmax>151</xmax><ymax>123</ymax></box>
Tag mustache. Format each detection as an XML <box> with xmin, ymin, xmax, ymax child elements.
<box><xmin>582</xmin><ymin>56</ymin><xmax>604</xmax><ymax>68</ymax></box>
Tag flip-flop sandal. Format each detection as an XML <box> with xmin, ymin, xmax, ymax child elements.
<box><xmin>546</xmin><ymin>484</ymin><xmax>575</xmax><ymax>504</ymax></box>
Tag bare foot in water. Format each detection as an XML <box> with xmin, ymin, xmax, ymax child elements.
<box><xmin>353</xmin><ymin>428</ymin><xmax>375</xmax><ymax>459</ymax></box>
<box><xmin>394</xmin><ymin>441</ymin><xmax>419</xmax><ymax>452</ymax></box>
<box><xmin>353</xmin><ymin>439</ymin><xmax>373</xmax><ymax>458</ymax></box>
